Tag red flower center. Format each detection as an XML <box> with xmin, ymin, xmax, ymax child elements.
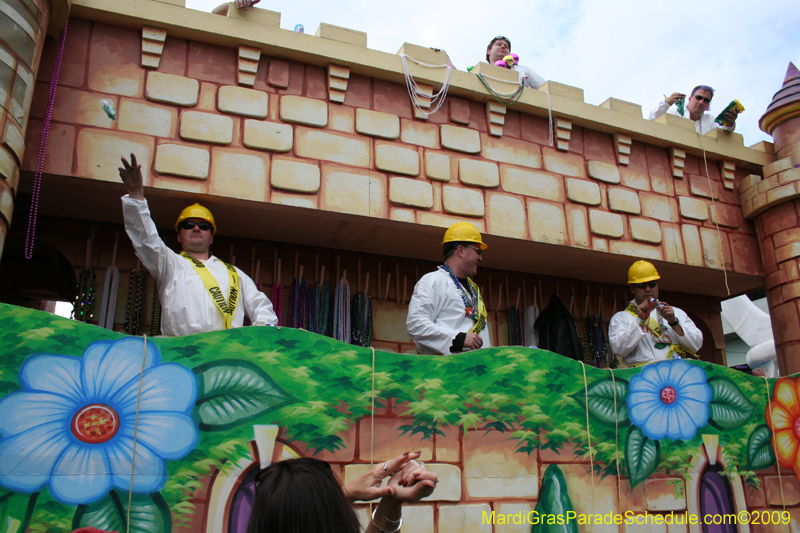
<box><xmin>71</xmin><ymin>404</ymin><xmax>120</xmax><ymax>444</ymax></box>
<box><xmin>660</xmin><ymin>386</ymin><xmax>677</xmax><ymax>405</ymax></box>
<box><xmin>795</xmin><ymin>417</ymin><xmax>800</xmax><ymax>440</ymax></box>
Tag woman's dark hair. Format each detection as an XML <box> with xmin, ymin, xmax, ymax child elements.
<box><xmin>246</xmin><ymin>458</ymin><xmax>361</xmax><ymax>533</ymax></box>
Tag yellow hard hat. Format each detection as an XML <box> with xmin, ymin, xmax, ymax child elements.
<box><xmin>628</xmin><ymin>260</ymin><xmax>660</xmax><ymax>284</ymax></box>
<box><xmin>442</xmin><ymin>222</ymin><xmax>487</xmax><ymax>250</ymax></box>
<box><xmin>175</xmin><ymin>203</ymin><xmax>217</xmax><ymax>235</ymax></box>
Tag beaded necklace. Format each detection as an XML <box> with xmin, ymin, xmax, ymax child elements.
<box><xmin>351</xmin><ymin>291</ymin><xmax>373</xmax><ymax>347</ymax></box>
<box><xmin>123</xmin><ymin>269</ymin><xmax>145</xmax><ymax>335</ymax></box>
<box><xmin>439</xmin><ymin>264</ymin><xmax>478</xmax><ymax>319</ymax></box>
<box><xmin>71</xmin><ymin>268</ymin><xmax>96</xmax><ymax>323</ymax></box>
<box><xmin>289</xmin><ymin>275</ymin><xmax>307</xmax><ymax>329</ymax></box>
<box><xmin>308</xmin><ymin>281</ymin><xmax>330</xmax><ymax>336</ymax></box>
<box><xmin>507</xmin><ymin>306</ymin><xmax>523</xmax><ymax>346</ymax></box>
<box><xmin>98</xmin><ymin>265</ymin><xmax>120</xmax><ymax>330</ymax></box>
<box><xmin>149</xmin><ymin>282</ymin><xmax>162</xmax><ymax>337</ymax></box>
<box><xmin>332</xmin><ymin>277</ymin><xmax>351</xmax><ymax>343</ymax></box>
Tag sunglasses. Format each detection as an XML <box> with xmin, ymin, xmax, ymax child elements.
<box><xmin>634</xmin><ymin>281</ymin><xmax>658</xmax><ymax>289</ymax></box>
<box><xmin>491</xmin><ymin>36</ymin><xmax>510</xmax><ymax>46</ymax></box>
<box><xmin>181</xmin><ymin>220</ymin><xmax>213</xmax><ymax>231</ymax></box>
<box><xmin>462</xmin><ymin>245</ymin><xmax>482</xmax><ymax>256</ymax></box>
<box><xmin>693</xmin><ymin>94</ymin><xmax>712</xmax><ymax>104</ymax></box>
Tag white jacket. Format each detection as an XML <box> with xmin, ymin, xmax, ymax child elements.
<box><xmin>122</xmin><ymin>196</ymin><xmax>277</xmax><ymax>336</ymax></box>
<box><xmin>514</xmin><ymin>64</ymin><xmax>546</xmax><ymax>89</ymax></box>
<box><xmin>609</xmin><ymin>301</ymin><xmax>703</xmax><ymax>366</ymax></box>
<box><xmin>406</xmin><ymin>267</ymin><xmax>492</xmax><ymax>355</ymax></box>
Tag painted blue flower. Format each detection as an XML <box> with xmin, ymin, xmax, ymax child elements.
<box><xmin>0</xmin><ymin>338</ymin><xmax>198</xmax><ymax>505</ymax></box>
<box><xmin>627</xmin><ymin>359</ymin><xmax>711</xmax><ymax>441</ymax></box>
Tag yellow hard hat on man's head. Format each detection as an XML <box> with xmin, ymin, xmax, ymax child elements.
<box><xmin>442</xmin><ymin>222</ymin><xmax>487</xmax><ymax>250</ymax></box>
<box><xmin>175</xmin><ymin>203</ymin><xmax>217</xmax><ymax>235</ymax></box>
<box><xmin>628</xmin><ymin>260</ymin><xmax>660</xmax><ymax>284</ymax></box>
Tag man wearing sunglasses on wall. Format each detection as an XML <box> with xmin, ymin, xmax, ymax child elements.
<box><xmin>406</xmin><ymin>223</ymin><xmax>492</xmax><ymax>355</ymax></box>
<box><xmin>117</xmin><ymin>154</ymin><xmax>277</xmax><ymax>336</ymax></box>
<box><xmin>608</xmin><ymin>260</ymin><xmax>703</xmax><ymax>367</ymax></box>
<box><xmin>648</xmin><ymin>85</ymin><xmax>738</xmax><ymax>134</ymax></box>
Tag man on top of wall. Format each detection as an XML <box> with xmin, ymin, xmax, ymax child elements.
<box><xmin>648</xmin><ymin>85</ymin><xmax>739</xmax><ymax>134</ymax></box>
<box><xmin>608</xmin><ymin>260</ymin><xmax>703</xmax><ymax>367</ymax></box>
<box><xmin>406</xmin><ymin>223</ymin><xmax>492</xmax><ymax>355</ymax></box>
<box><xmin>117</xmin><ymin>154</ymin><xmax>278</xmax><ymax>336</ymax></box>
<box><xmin>484</xmin><ymin>36</ymin><xmax>546</xmax><ymax>90</ymax></box>
<box><xmin>212</xmin><ymin>0</ymin><xmax>259</xmax><ymax>14</ymax></box>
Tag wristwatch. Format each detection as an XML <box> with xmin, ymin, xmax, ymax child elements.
<box><xmin>668</xmin><ymin>318</ymin><xmax>680</xmax><ymax>327</ymax></box>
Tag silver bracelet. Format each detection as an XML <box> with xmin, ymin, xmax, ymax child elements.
<box><xmin>372</xmin><ymin>508</ymin><xmax>402</xmax><ymax>533</ymax></box>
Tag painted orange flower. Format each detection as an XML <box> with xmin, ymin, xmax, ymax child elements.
<box><xmin>766</xmin><ymin>376</ymin><xmax>800</xmax><ymax>478</ymax></box>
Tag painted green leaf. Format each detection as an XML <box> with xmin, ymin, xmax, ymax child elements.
<box><xmin>747</xmin><ymin>425</ymin><xmax>776</xmax><ymax>470</ymax></box>
<box><xmin>194</xmin><ymin>359</ymin><xmax>297</xmax><ymax>431</ymax></box>
<box><xmin>577</xmin><ymin>379</ymin><xmax>630</xmax><ymax>427</ymax></box>
<box><xmin>123</xmin><ymin>492</ymin><xmax>172</xmax><ymax>533</ymax></box>
<box><xmin>72</xmin><ymin>492</ymin><xmax>125</xmax><ymax>533</ymax></box>
<box><xmin>626</xmin><ymin>426</ymin><xmax>660</xmax><ymax>488</ymax></box>
<box><xmin>531</xmin><ymin>464</ymin><xmax>579</xmax><ymax>533</ymax></box>
<box><xmin>73</xmin><ymin>491</ymin><xmax>171</xmax><ymax>533</ymax></box>
<box><xmin>0</xmin><ymin>492</ymin><xmax>38</xmax><ymax>533</ymax></box>
<box><xmin>707</xmin><ymin>377</ymin><xmax>754</xmax><ymax>430</ymax></box>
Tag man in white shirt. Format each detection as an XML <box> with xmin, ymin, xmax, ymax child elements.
<box><xmin>609</xmin><ymin>260</ymin><xmax>703</xmax><ymax>367</ymax></box>
<box><xmin>485</xmin><ymin>36</ymin><xmax>545</xmax><ymax>90</ymax></box>
<box><xmin>117</xmin><ymin>154</ymin><xmax>277</xmax><ymax>336</ymax></box>
<box><xmin>648</xmin><ymin>85</ymin><xmax>739</xmax><ymax>134</ymax></box>
<box><xmin>406</xmin><ymin>223</ymin><xmax>492</xmax><ymax>355</ymax></box>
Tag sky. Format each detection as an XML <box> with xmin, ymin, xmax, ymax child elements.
<box><xmin>184</xmin><ymin>0</ymin><xmax>799</xmax><ymax>147</ymax></box>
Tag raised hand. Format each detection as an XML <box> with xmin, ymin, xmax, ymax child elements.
<box><xmin>343</xmin><ymin>452</ymin><xmax>422</xmax><ymax>503</ymax></box>
<box><xmin>118</xmin><ymin>153</ymin><xmax>144</xmax><ymax>200</ymax></box>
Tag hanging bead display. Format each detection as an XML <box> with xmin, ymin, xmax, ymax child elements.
<box><xmin>332</xmin><ymin>277</ymin><xmax>351</xmax><ymax>343</ymax></box>
<box><xmin>351</xmin><ymin>291</ymin><xmax>373</xmax><ymax>347</ymax></box>
<box><xmin>149</xmin><ymin>282</ymin><xmax>162</xmax><ymax>337</ymax></box>
<box><xmin>307</xmin><ymin>281</ymin><xmax>330</xmax><ymax>336</ymax></box>
<box><xmin>288</xmin><ymin>275</ymin><xmax>308</xmax><ymax>329</ymax></box>
<box><xmin>123</xmin><ymin>269</ymin><xmax>145</xmax><ymax>336</ymax></box>
<box><xmin>71</xmin><ymin>268</ymin><xmax>96</xmax><ymax>323</ymax></box>
<box><xmin>585</xmin><ymin>314</ymin><xmax>614</xmax><ymax>368</ymax></box>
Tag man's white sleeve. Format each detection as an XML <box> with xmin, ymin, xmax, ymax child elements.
<box><xmin>671</xmin><ymin>308</ymin><xmax>703</xmax><ymax>352</ymax></box>
<box><xmin>238</xmin><ymin>268</ymin><xmax>278</xmax><ymax>326</ymax></box>
<box><xmin>121</xmin><ymin>195</ymin><xmax>174</xmax><ymax>283</ymax></box>
<box><xmin>648</xmin><ymin>99</ymin><xmax>671</xmax><ymax>121</ymax></box>
<box><xmin>406</xmin><ymin>276</ymin><xmax>458</xmax><ymax>355</ymax></box>
<box><xmin>608</xmin><ymin>311</ymin><xmax>647</xmax><ymax>358</ymax></box>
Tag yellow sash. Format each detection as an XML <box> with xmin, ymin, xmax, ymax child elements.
<box><xmin>625</xmin><ymin>303</ymin><xmax>697</xmax><ymax>360</ymax></box>
<box><xmin>466</xmin><ymin>278</ymin><xmax>488</xmax><ymax>334</ymax></box>
<box><xmin>181</xmin><ymin>252</ymin><xmax>240</xmax><ymax>329</ymax></box>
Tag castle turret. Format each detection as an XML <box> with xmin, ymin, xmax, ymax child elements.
<box><xmin>742</xmin><ymin>62</ymin><xmax>800</xmax><ymax>375</ymax></box>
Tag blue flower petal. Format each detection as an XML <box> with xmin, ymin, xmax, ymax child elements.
<box><xmin>82</xmin><ymin>339</ymin><xmax>161</xmax><ymax>402</ymax></box>
<box><xmin>664</xmin><ymin>405</ymin><xmax>686</xmax><ymax>440</ymax></box>
<box><xmin>106</xmin><ymin>437</ymin><xmax>167</xmax><ymax>494</ymax></box>
<box><xmin>121</xmin><ymin>413</ymin><xmax>198</xmax><ymax>461</ymax></box>
<box><xmin>629</xmin><ymin>375</ymin><xmax>661</xmax><ymax>395</ymax></box>
<box><xmin>630</xmin><ymin>398</ymin><xmax>662</xmax><ymax>427</ymax></box>
<box><xmin>19</xmin><ymin>355</ymin><xmax>84</xmax><ymax>404</ymax></box>
<box><xmin>642</xmin><ymin>404</ymin><xmax>669</xmax><ymax>440</ymax></box>
<box><xmin>116</xmin><ymin>364</ymin><xmax>198</xmax><ymax>416</ymax></box>
<box><xmin>50</xmin><ymin>445</ymin><xmax>112</xmax><ymax>505</ymax></box>
<box><xmin>0</xmin><ymin>392</ymin><xmax>74</xmax><ymax>437</ymax></box>
<box><xmin>0</xmin><ymin>422</ymin><xmax>69</xmax><ymax>493</ymax></box>
<box><xmin>673</xmin><ymin>364</ymin><xmax>706</xmax><ymax>390</ymax></box>
<box><xmin>679</xmin><ymin>382</ymin><xmax>712</xmax><ymax>403</ymax></box>
<box><xmin>673</xmin><ymin>402</ymin><xmax>701</xmax><ymax>440</ymax></box>
<box><xmin>681</xmin><ymin>397</ymin><xmax>710</xmax><ymax>427</ymax></box>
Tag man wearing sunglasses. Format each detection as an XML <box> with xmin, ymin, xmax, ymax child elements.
<box><xmin>608</xmin><ymin>260</ymin><xmax>703</xmax><ymax>367</ymax></box>
<box><xmin>648</xmin><ymin>85</ymin><xmax>738</xmax><ymax>134</ymax></box>
<box><xmin>406</xmin><ymin>222</ymin><xmax>492</xmax><ymax>355</ymax></box>
<box><xmin>118</xmin><ymin>153</ymin><xmax>277</xmax><ymax>336</ymax></box>
<box><xmin>485</xmin><ymin>36</ymin><xmax>545</xmax><ymax>90</ymax></box>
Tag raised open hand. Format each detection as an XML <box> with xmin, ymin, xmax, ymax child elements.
<box><xmin>343</xmin><ymin>452</ymin><xmax>422</xmax><ymax>503</ymax></box>
<box><xmin>118</xmin><ymin>153</ymin><xmax>144</xmax><ymax>199</ymax></box>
